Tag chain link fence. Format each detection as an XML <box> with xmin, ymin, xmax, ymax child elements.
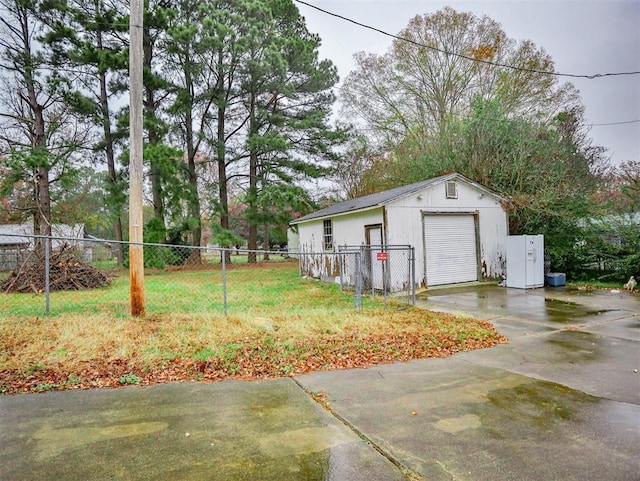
<box><xmin>296</xmin><ymin>244</ymin><xmax>416</xmax><ymax>310</ymax></box>
<box><xmin>0</xmin><ymin>233</ymin><xmax>294</xmax><ymax>317</ymax></box>
<box><xmin>0</xmin><ymin>234</ymin><xmax>415</xmax><ymax>317</ymax></box>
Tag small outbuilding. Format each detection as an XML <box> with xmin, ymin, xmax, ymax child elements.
<box><xmin>0</xmin><ymin>223</ymin><xmax>89</xmax><ymax>271</ymax></box>
<box><xmin>289</xmin><ymin>173</ymin><xmax>509</xmax><ymax>288</ymax></box>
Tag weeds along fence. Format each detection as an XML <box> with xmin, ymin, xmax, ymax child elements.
<box><xmin>0</xmin><ymin>234</ymin><xmax>415</xmax><ymax>317</ymax></box>
<box><xmin>296</xmin><ymin>244</ymin><xmax>416</xmax><ymax>310</ymax></box>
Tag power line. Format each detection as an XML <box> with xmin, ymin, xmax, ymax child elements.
<box><xmin>464</xmin><ymin>116</ymin><xmax>640</xmax><ymax>128</ymax></box>
<box><xmin>294</xmin><ymin>0</ymin><xmax>640</xmax><ymax>80</ymax></box>
<box><xmin>590</xmin><ymin>119</ymin><xmax>640</xmax><ymax>127</ymax></box>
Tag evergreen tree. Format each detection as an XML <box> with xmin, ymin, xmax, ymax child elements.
<box><xmin>234</xmin><ymin>0</ymin><xmax>341</xmax><ymax>262</ymax></box>
<box><xmin>39</xmin><ymin>0</ymin><xmax>129</xmax><ymax>261</ymax></box>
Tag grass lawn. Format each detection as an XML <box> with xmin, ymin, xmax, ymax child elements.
<box><xmin>0</xmin><ymin>263</ymin><xmax>507</xmax><ymax>394</ymax></box>
<box><xmin>567</xmin><ymin>280</ymin><xmax>631</xmax><ymax>290</ymax></box>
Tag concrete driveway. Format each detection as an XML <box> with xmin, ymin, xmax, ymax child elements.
<box><xmin>1</xmin><ymin>285</ymin><xmax>638</xmax><ymax>480</ymax></box>
<box><xmin>298</xmin><ymin>285</ymin><xmax>640</xmax><ymax>480</ymax></box>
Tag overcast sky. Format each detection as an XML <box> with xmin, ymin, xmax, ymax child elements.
<box><xmin>296</xmin><ymin>0</ymin><xmax>640</xmax><ymax>166</ymax></box>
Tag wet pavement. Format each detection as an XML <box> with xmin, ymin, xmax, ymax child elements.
<box><xmin>1</xmin><ymin>285</ymin><xmax>639</xmax><ymax>480</ymax></box>
<box><xmin>0</xmin><ymin>380</ymin><xmax>403</xmax><ymax>481</ymax></box>
<box><xmin>297</xmin><ymin>285</ymin><xmax>639</xmax><ymax>480</ymax></box>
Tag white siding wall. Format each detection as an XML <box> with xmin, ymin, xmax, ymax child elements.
<box><xmin>296</xmin><ymin>209</ymin><xmax>384</xmax><ymax>280</ymax></box>
<box><xmin>296</xmin><ymin>208</ymin><xmax>383</xmax><ymax>253</ymax></box>
<box><xmin>333</xmin><ymin>209</ymin><xmax>384</xmax><ymax>248</ymax></box>
<box><xmin>385</xmin><ymin>180</ymin><xmax>507</xmax><ymax>285</ymax></box>
<box><xmin>294</xmin><ymin>178</ymin><xmax>508</xmax><ymax>286</ymax></box>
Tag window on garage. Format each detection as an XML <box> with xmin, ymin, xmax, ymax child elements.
<box><xmin>323</xmin><ymin>219</ymin><xmax>333</xmax><ymax>250</ymax></box>
<box><xmin>445</xmin><ymin>181</ymin><xmax>458</xmax><ymax>199</ymax></box>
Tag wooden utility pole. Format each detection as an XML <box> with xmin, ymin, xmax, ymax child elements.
<box><xmin>129</xmin><ymin>0</ymin><xmax>145</xmax><ymax>316</ymax></box>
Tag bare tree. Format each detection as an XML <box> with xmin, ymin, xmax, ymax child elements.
<box><xmin>0</xmin><ymin>0</ymin><xmax>92</xmax><ymax>246</ymax></box>
<box><xmin>0</xmin><ymin>0</ymin><xmax>54</xmax><ymax>239</ymax></box>
<box><xmin>341</xmin><ymin>7</ymin><xmax>579</xmax><ymax>146</ymax></box>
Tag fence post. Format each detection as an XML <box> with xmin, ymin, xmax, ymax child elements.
<box><xmin>411</xmin><ymin>247</ymin><xmax>416</xmax><ymax>306</ymax></box>
<box><xmin>370</xmin><ymin>246</ymin><xmax>375</xmax><ymax>297</ymax></box>
<box><xmin>382</xmin><ymin>251</ymin><xmax>387</xmax><ymax>310</ymax></box>
<box><xmin>354</xmin><ymin>251</ymin><xmax>362</xmax><ymax>310</ymax></box>
<box><xmin>45</xmin><ymin>235</ymin><xmax>50</xmax><ymax>316</ymax></box>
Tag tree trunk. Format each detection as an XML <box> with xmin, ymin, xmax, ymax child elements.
<box><xmin>98</xmin><ymin>27</ymin><xmax>124</xmax><ymax>264</ymax></box>
<box><xmin>36</xmin><ymin>165</ymin><xmax>52</xmax><ymax>237</ymax></box>
<box><xmin>247</xmin><ymin>93</ymin><xmax>258</xmax><ymax>264</ymax></box>
<box><xmin>184</xmin><ymin>68</ymin><xmax>202</xmax><ymax>263</ymax></box>
<box><xmin>18</xmin><ymin>5</ymin><xmax>52</xmax><ymax>248</ymax></box>
<box><xmin>216</xmin><ymin>49</ymin><xmax>231</xmax><ymax>264</ymax></box>
<box><xmin>262</xmin><ymin>224</ymin><xmax>269</xmax><ymax>261</ymax></box>
<box><xmin>143</xmin><ymin>26</ymin><xmax>165</xmax><ymax>229</ymax></box>
<box><xmin>30</xmin><ymin>94</ymin><xmax>51</xmax><ymax>252</ymax></box>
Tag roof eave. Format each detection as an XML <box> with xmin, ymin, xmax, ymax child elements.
<box><xmin>290</xmin><ymin>204</ymin><xmax>383</xmax><ymax>225</ymax></box>
<box><xmin>290</xmin><ymin>173</ymin><xmax>506</xmax><ymax>226</ymax></box>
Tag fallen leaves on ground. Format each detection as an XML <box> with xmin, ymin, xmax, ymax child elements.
<box><xmin>0</xmin><ymin>318</ymin><xmax>507</xmax><ymax>395</ymax></box>
<box><xmin>575</xmin><ymin>284</ymin><xmax>640</xmax><ymax>294</ymax></box>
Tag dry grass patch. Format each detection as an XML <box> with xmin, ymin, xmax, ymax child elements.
<box><xmin>0</xmin><ymin>264</ymin><xmax>507</xmax><ymax>394</ymax></box>
<box><xmin>0</xmin><ymin>309</ymin><xmax>506</xmax><ymax>394</ymax></box>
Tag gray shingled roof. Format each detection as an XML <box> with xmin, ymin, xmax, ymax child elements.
<box><xmin>292</xmin><ymin>173</ymin><xmax>459</xmax><ymax>224</ymax></box>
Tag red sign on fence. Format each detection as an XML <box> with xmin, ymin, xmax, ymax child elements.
<box><xmin>376</xmin><ymin>251</ymin><xmax>388</xmax><ymax>261</ymax></box>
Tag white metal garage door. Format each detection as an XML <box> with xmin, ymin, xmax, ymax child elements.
<box><xmin>423</xmin><ymin>214</ymin><xmax>478</xmax><ymax>286</ymax></box>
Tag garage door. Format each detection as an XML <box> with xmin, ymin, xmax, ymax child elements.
<box><xmin>424</xmin><ymin>214</ymin><xmax>478</xmax><ymax>286</ymax></box>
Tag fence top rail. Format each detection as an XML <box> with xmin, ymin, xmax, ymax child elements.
<box><xmin>296</xmin><ymin>250</ymin><xmax>359</xmax><ymax>256</ymax></box>
<box><xmin>0</xmin><ymin>233</ymin><xmax>296</xmax><ymax>257</ymax></box>
<box><xmin>1</xmin><ymin>233</ymin><xmax>414</xmax><ymax>258</ymax></box>
<box><xmin>338</xmin><ymin>244</ymin><xmax>413</xmax><ymax>251</ymax></box>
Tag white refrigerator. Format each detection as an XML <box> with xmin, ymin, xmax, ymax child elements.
<box><xmin>506</xmin><ymin>235</ymin><xmax>544</xmax><ymax>289</ymax></box>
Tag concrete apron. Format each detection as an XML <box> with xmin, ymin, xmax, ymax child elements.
<box><xmin>298</xmin><ymin>285</ymin><xmax>640</xmax><ymax>481</ymax></box>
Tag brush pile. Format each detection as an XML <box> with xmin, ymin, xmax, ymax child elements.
<box><xmin>1</xmin><ymin>243</ymin><xmax>110</xmax><ymax>293</ymax></box>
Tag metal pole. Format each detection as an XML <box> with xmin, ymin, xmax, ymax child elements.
<box><xmin>382</xmin><ymin>254</ymin><xmax>387</xmax><ymax>310</ymax></box>
<box><xmin>355</xmin><ymin>252</ymin><xmax>361</xmax><ymax>310</ymax></box>
<box><xmin>406</xmin><ymin>249</ymin><xmax>410</xmax><ymax>306</ymax></box>
<box><xmin>371</xmin><ymin>249</ymin><xmax>375</xmax><ymax>297</ymax></box>
<box><xmin>222</xmin><ymin>248</ymin><xmax>227</xmax><ymax>316</ymax></box>
<box><xmin>129</xmin><ymin>0</ymin><xmax>145</xmax><ymax>316</ymax></box>
<box><xmin>411</xmin><ymin>247</ymin><xmax>416</xmax><ymax>306</ymax></box>
<box><xmin>44</xmin><ymin>236</ymin><xmax>50</xmax><ymax>316</ymax></box>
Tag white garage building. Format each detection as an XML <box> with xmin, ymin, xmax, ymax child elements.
<box><xmin>289</xmin><ymin>173</ymin><xmax>509</xmax><ymax>288</ymax></box>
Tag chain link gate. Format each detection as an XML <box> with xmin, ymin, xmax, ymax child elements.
<box><xmin>338</xmin><ymin>245</ymin><xmax>416</xmax><ymax>310</ymax></box>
